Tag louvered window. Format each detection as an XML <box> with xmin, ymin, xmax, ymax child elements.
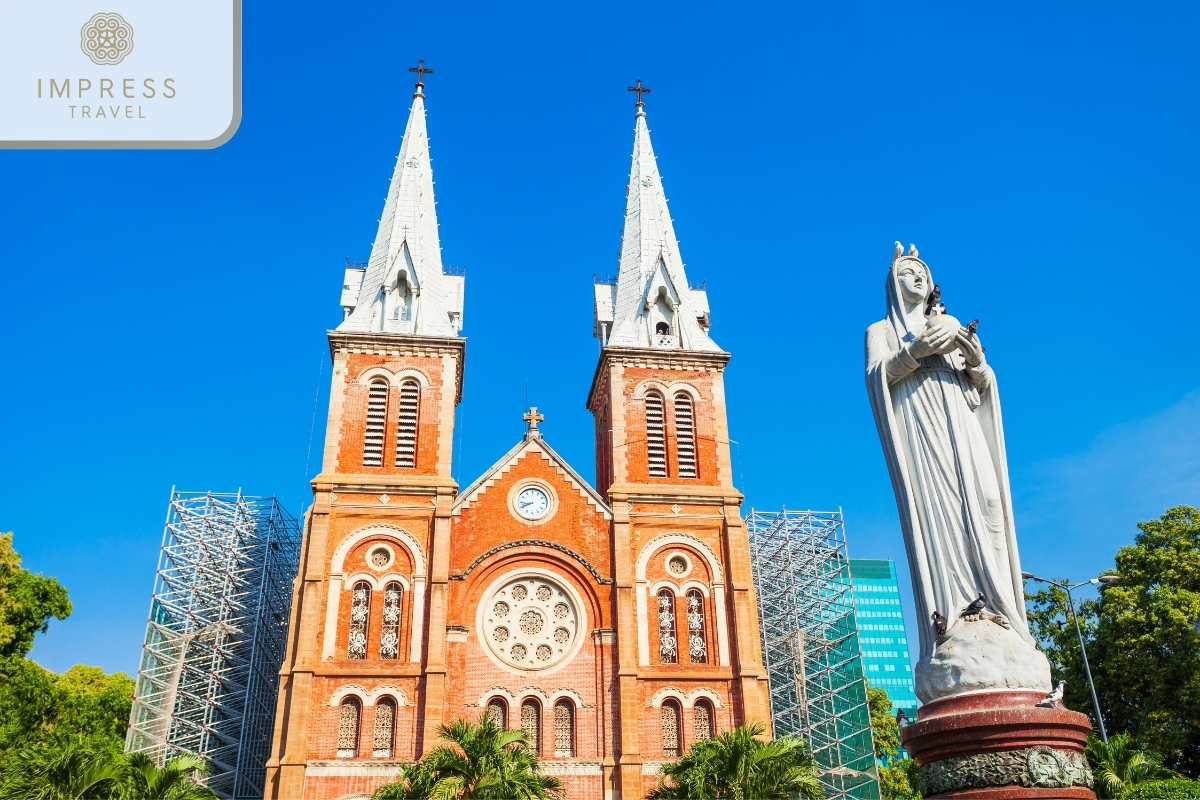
<box><xmin>347</xmin><ymin>581</ymin><xmax>370</xmax><ymax>660</ymax></box>
<box><xmin>337</xmin><ymin>699</ymin><xmax>360</xmax><ymax>757</ymax></box>
<box><xmin>486</xmin><ymin>698</ymin><xmax>507</xmax><ymax>729</ymax></box>
<box><xmin>363</xmin><ymin>382</ymin><xmax>388</xmax><ymax>467</ymax></box>
<box><xmin>521</xmin><ymin>700</ymin><xmax>541</xmax><ymax>753</ymax></box>
<box><xmin>554</xmin><ymin>700</ymin><xmax>574</xmax><ymax>757</ymax></box>
<box><xmin>380</xmin><ymin>582</ymin><xmax>402</xmax><ymax>660</ymax></box>
<box><xmin>694</xmin><ymin>700</ymin><xmax>713</xmax><ymax>742</ymax></box>
<box><xmin>657</xmin><ymin>590</ymin><xmax>678</xmax><ymax>664</ymax></box>
<box><xmin>645</xmin><ymin>391</ymin><xmax>667</xmax><ymax>477</ymax></box>
<box><xmin>686</xmin><ymin>589</ymin><xmax>708</xmax><ymax>664</ymax></box>
<box><xmin>661</xmin><ymin>701</ymin><xmax>682</xmax><ymax>757</ymax></box>
<box><xmin>373</xmin><ymin>698</ymin><xmax>396</xmax><ymax>757</ymax></box>
<box><xmin>396</xmin><ymin>380</ymin><xmax>420</xmax><ymax>468</ymax></box>
<box><xmin>674</xmin><ymin>393</ymin><xmax>696</xmax><ymax>478</ymax></box>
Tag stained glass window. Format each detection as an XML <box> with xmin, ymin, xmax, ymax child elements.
<box><xmin>693</xmin><ymin>700</ymin><xmax>713</xmax><ymax>742</ymax></box>
<box><xmin>337</xmin><ymin>698</ymin><xmax>360</xmax><ymax>757</ymax></box>
<box><xmin>553</xmin><ymin>700</ymin><xmax>574</xmax><ymax>758</ymax></box>
<box><xmin>380</xmin><ymin>582</ymin><xmax>402</xmax><ymax>659</ymax></box>
<box><xmin>521</xmin><ymin>700</ymin><xmax>541</xmax><ymax>753</ymax></box>
<box><xmin>347</xmin><ymin>581</ymin><xmax>371</xmax><ymax>660</ymax></box>
<box><xmin>485</xmin><ymin>698</ymin><xmax>507</xmax><ymax>728</ymax></box>
<box><xmin>658</xmin><ymin>590</ymin><xmax>677</xmax><ymax>664</ymax></box>
<box><xmin>661</xmin><ymin>701</ymin><xmax>681</xmax><ymax>757</ymax></box>
<box><xmin>686</xmin><ymin>589</ymin><xmax>707</xmax><ymax>664</ymax></box>
<box><xmin>373</xmin><ymin>698</ymin><xmax>395</xmax><ymax>757</ymax></box>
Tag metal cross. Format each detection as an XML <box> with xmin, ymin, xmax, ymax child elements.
<box><xmin>628</xmin><ymin>78</ymin><xmax>651</xmax><ymax>107</ymax></box>
<box><xmin>409</xmin><ymin>60</ymin><xmax>434</xmax><ymax>91</ymax></box>
<box><xmin>523</xmin><ymin>406</ymin><xmax>544</xmax><ymax>432</ymax></box>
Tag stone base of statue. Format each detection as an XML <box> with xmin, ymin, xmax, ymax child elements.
<box><xmin>900</xmin><ymin>690</ymin><xmax>1096</xmax><ymax>799</ymax></box>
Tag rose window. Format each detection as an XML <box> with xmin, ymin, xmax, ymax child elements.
<box><xmin>370</xmin><ymin>548</ymin><xmax>391</xmax><ymax>568</ymax></box>
<box><xmin>668</xmin><ymin>556</ymin><xmax>688</xmax><ymax>576</ymax></box>
<box><xmin>481</xmin><ymin>576</ymin><xmax>579</xmax><ymax>671</ymax></box>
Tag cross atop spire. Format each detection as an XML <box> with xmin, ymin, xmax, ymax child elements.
<box><xmin>523</xmin><ymin>407</ymin><xmax>545</xmax><ymax>436</ymax></box>
<box><xmin>409</xmin><ymin>59</ymin><xmax>433</xmax><ymax>98</ymax></box>
<box><xmin>627</xmin><ymin>78</ymin><xmax>651</xmax><ymax>109</ymax></box>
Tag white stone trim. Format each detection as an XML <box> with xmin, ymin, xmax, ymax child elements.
<box><xmin>649</xmin><ymin>687</ymin><xmax>687</xmax><ymax>708</ymax></box>
<box><xmin>365</xmin><ymin>543</ymin><xmax>396</xmax><ymax>570</ymax></box>
<box><xmin>686</xmin><ymin>687</ymin><xmax>722</xmax><ymax>707</ymax></box>
<box><xmin>331</xmin><ymin>525</ymin><xmax>426</xmax><ymax>575</ymax></box>
<box><xmin>506</xmin><ymin>477</ymin><xmax>559</xmax><ymax>525</ymax></box>
<box><xmin>679</xmin><ymin>579</ymin><xmax>710</xmax><ymax>598</ymax></box>
<box><xmin>409</xmin><ymin>576</ymin><xmax>426</xmax><ymax>663</ymax></box>
<box><xmin>642</xmin><ymin>760</ymin><xmax>670</xmax><ymax>775</ymax></box>
<box><xmin>632</xmin><ymin>379</ymin><xmax>702</xmax><ymax>404</ymax></box>
<box><xmin>328</xmin><ymin>685</ymin><xmax>369</xmax><ymax>706</ymax></box>
<box><xmin>540</xmin><ymin>761</ymin><xmax>604</xmax><ymax>776</ymax></box>
<box><xmin>343</xmin><ymin>572</ymin><xmax>381</xmax><ymax>591</ymax></box>
<box><xmin>367</xmin><ymin>685</ymin><xmax>409</xmax><ymax>706</ymax></box>
<box><xmin>357</xmin><ymin>368</ymin><xmax>395</xmax><ymax>387</ymax></box>
<box><xmin>393</xmin><ymin>367</ymin><xmax>432</xmax><ymax>388</ymax></box>
<box><xmin>664</xmin><ymin>550</ymin><xmax>694</xmax><ymax>578</ymax></box>
<box><xmin>307</xmin><ymin>761</ymin><xmax>405</xmax><ymax>777</ymax></box>
<box><xmin>635</xmin><ymin>534</ymin><xmax>727</xmax><ymax>666</ymax></box>
<box><xmin>648</xmin><ymin>579</ymin><xmax>680</xmax><ymax>597</ymax></box>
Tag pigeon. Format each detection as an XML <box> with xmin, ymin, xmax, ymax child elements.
<box><xmin>925</xmin><ymin>284</ymin><xmax>942</xmax><ymax>316</ymax></box>
<box><xmin>932</xmin><ymin>611</ymin><xmax>948</xmax><ymax>637</ymax></box>
<box><xmin>1036</xmin><ymin>681</ymin><xmax>1066</xmax><ymax>709</ymax></box>
<box><xmin>908</xmin><ymin>243</ymin><xmax>919</xmax><ymax>258</ymax></box>
<box><xmin>896</xmin><ymin>709</ymin><xmax>911</xmax><ymax>729</ymax></box>
<box><xmin>894</xmin><ymin>241</ymin><xmax>904</xmax><ymax>261</ymax></box>
<box><xmin>965</xmin><ymin>319</ymin><xmax>979</xmax><ymax>337</ymax></box>
<box><xmin>961</xmin><ymin>593</ymin><xmax>987</xmax><ymax>619</ymax></box>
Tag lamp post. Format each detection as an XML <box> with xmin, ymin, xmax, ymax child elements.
<box><xmin>1022</xmin><ymin>571</ymin><xmax>1117</xmax><ymax>743</ymax></box>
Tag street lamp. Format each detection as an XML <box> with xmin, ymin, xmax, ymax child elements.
<box><xmin>1021</xmin><ymin>571</ymin><xmax>1117</xmax><ymax>743</ymax></box>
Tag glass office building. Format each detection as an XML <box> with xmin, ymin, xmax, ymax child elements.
<box><xmin>848</xmin><ymin>559</ymin><xmax>918</xmax><ymax>721</ymax></box>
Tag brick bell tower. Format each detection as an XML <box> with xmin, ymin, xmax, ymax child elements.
<box><xmin>588</xmin><ymin>87</ymin><xmax>773</xmax><ymax>797</ymax></box>
<box><xmin>265</xmin><ymin>64</ymin><xmax>466</xmax><ymax>799</ymax></box>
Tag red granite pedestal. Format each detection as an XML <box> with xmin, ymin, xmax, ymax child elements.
<box><xmin>899</xmin><ymin>690</ymin><xmax>1097</xmax><ymax>799</ymax></box>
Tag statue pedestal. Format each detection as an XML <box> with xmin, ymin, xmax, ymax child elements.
<box><xmin>899</xmin><ymin>690</ymin><xmax>1096</xmax><ymax>799</ymax></box>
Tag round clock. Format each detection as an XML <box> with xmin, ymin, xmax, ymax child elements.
<box><xmin>514</xmin><ymin>486</ymin><xmax>550</xmax><ymax>520</ymax></box>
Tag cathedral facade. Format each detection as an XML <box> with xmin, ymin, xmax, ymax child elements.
<box><xmin>264</xmin><ymin>77</ymin><xmax>772</xmax><ymax>800</ymax></box>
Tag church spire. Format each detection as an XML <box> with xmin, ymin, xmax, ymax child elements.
<box><xmin>593</xmin><ymin>85</ymin><xmax>718</xmax><ymax>352</ymax></box>
<box><xmin>339</xmin><ymin>62</ymin><xmax>464</xmax><ymax>337</ymax></box>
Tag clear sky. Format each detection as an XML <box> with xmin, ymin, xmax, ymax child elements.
<box><xmin>2</xmin><ymin>1</ymin><xmax>1198</xmax><ymax>677</ymax></box>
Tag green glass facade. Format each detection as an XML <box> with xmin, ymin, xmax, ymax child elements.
<box><xmin>849</xmin><ymin>559</ymin><xmax>918</xmax><ymax>721</ymax></box>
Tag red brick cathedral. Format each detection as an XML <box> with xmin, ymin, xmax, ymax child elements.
<box><xmin>265</xmin><ymin>75</ymin><xmax>772</xmax><ymax>800</ymax></box>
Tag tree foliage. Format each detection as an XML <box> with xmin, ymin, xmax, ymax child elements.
<box><xmin>1086</xmin><ymin>733</ymin><xmax>1178</xmax><ymax>799</ymax></box>
<box><xmin>1125</xmin><ymin>779</ymin><xmax>1200</xmax><ymax>799</ymax></box>
<box><xmin>372</xmin><ymin>716</ymin><xmax>562</xmax><ymax>800</ymax></box>
<box><xmin>1028</xmin><ymin>507</ymin><xmax>1200</xmax><ymax>776</ymax></box>
<box><xmin>867</xmin><ymin>682</ymin><xmax>921</xmax><ymax>799</ymax></box>
<box><xmin>0</xmin><ymin>532</ymin><xmax>70</xmax><ymax>659</ymax></box>
<box><xmin>646</xmin><ymin>722</ymin><xmax>823</xmax><ymax>800</ymax></box>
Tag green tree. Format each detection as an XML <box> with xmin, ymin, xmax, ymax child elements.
<box><xmin>121</xmin><ymin>752</ymin><xmax>219</xmax><ymax>800</ymax></box>
<box><xmin>55</xmin><ymin>665</ymin><xmax>136</xmax><ymax>743</ymax></box>
<box><xmin>372</xmin><ymin>716</ymin><xmax>562</xmax><ymax>800</ymax></box>
<box><xmin>646</xmin><ymin>722</ymin><xmax>823</xmax><ymax>800</ymax></box>
<box><xmin>1086</xmin><ymin>732</ymin><xmax>1177</xmax><ymax>799</ymax></box>
<box><xmin>1125</xmin><ymin>779</ymin><xmax>1200</xmax><ymax>799</ymax></box>
<box><xmin>867</xmin><ymin>682</ymin><xmax>921</xmax><ymax>800</ymax></box>
<box><xmin>0</xmin><ymin>532</ymin><xmax>71</xmax><ymax>659</ymax></box>
<box><xmin>0</xmin><ymin>731</ymin><xmax>125</xmax><ymax>800</ymax></box>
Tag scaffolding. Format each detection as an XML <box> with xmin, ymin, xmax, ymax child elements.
<box><xmin>126</xmin><ymin>490</ymin><xmax>302</xmax><ymax>800</ymax></box>
<box><xmin>747</xmin><ymin>509</ymin><xmax>879</xmax><ymax>800</ymax></box>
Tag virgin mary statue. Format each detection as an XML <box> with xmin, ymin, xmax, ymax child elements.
<box><xmin>866</xmin><ymin>244</ymin><xmax>1050</xmax><ymax>702</ymax></box>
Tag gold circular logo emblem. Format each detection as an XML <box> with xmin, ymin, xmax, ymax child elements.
<box><xmin>81</xmin><ymin>13</ymin><xmax>134</xmax><ymax>66</ymax></box>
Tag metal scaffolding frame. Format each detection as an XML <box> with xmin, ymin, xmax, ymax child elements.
<box><xmin>747</xmin><ymin>509</ymin><xmax>879</xmax><ymax>800</ymax></box>
<box><xmin>126</xmin><ymin>490</ymin><xmax>301</xmax><ymax>799</ymax></box>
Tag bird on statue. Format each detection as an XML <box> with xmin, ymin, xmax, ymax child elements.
<box><xmin>961</xmin><ymin>593</ymin><xmax>987</xmax><ymax>620</ymax></box>
<box><xmin>893</xmin><ymin>241</ymin><xmax>904</xmax><ymax>261</ymax></box>
<box><xmin>1036</xmin><ymin>680</ymin><xmax>1066</xmax><ymax>709</ymax></box>
<box><xmin>932</xmin><ymin>611</ymin><xmax>948</xmax><ymax>637</ymax></box>
<box><xmin>896</xmin><ymin>709</ymin><xmax>911</xmax><ymax>729</ymax></box>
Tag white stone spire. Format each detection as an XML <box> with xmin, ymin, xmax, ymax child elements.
<box><xmin>594</xmin><ymin>98</ymin><xmax>717</xmax><ymax>352</ymax></box>
<box><xmin>339</xmin><ymin>70</ymin><xmax>464</xmax><ymax>337</ymax></box>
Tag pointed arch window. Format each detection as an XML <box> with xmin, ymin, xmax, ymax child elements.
<box><xmin>553</xmin><ymin>700</ymin><xmax>574</xmax><ymax>758</ymax></box>
<box><xmin>337</xmin><ymin>698</ymin><xmax>361</xmax><ymax>757</ymax></box>
<box><xmin>673</xmin><ymin>393</ymin><xmax>697</xmax><ymax>478</ymax></box>
<box><xmin>396</xmin><ymin>379</ymin><xmax>420</xmax><ymax>468</ymax></box>
<box><xmin>661</xmin><ymin>700</ymin><xmax>682</xmax><ymax>758</ymax></box>
<box><xmin>645</xmin><ymin>391</ymin><xmax>667</xmax><ymax>477</ymax></box>
<box><xmin>485</xmin><ymin>698</ymin><xmax>508</xmax><ymax>729</ymax></box>
<box><xmin>380</xmin><ymin>582</ymin><xmax>403</xmax><ymax>660</ymax></box>
<box><xmin>657</xmin><ymin>589</ymin><xmax>678</xmax><ymax>664</ymax></box>
<box><xmin>694</xmin><ymin>700</ymin><xmax>714</xmax><ymax>742</ymax></box>
<box><xmin>373</xmin><ymin>698</ymin><xmax>396</xmax><ymax>757</ymax></box>
<box><xmin>363</xmin><ymin>381</ymin><xmax>388</xmax><ymax>467</ymax></box>
<box><xmin>347</xmin><ymin>581</ymin><xmax>371</xmax><ymax>660</ymax></box>
<box><xmin>521</xmin><ymin>700</ymin><xmax>541</xmax><ymax>753</ymax></box>
<box><xmin>686</xmin><ymin>589</ymin><xmax>708</xmax><ymax>664</ymax></box>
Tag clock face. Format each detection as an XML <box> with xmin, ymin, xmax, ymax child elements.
<box><xmin>515</xmin><ymin>487</ymin><xmax>550</xmax><ymax>520</ymax></box>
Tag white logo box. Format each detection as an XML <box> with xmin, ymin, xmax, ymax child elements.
<box><xmin>0</xmin><ymin>0</ymin><xmax>240</xmax><ymax>148</ymax></box>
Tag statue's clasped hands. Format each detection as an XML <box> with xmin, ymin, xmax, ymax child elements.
<box><xmin>909</xmin><ymin>317</ymin><xmax>984</xmax><ymax>367</ymax></box>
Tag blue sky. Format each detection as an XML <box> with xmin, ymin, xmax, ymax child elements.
<box><xmin>1</xmin><ymin>1</ymin><xmax>1198</xmax><ymax>676</ymax></box>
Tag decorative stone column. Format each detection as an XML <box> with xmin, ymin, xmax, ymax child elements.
<box><xmin>900</xmin><ymin>691</ymin><xmax>1096</xmax><ymax>799</ymax></box>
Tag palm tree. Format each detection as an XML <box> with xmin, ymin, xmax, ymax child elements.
<box><xmin>647</xmin><ymin>722</ymin><xmax>823</xmax><ymax>800</ymax></box>
<box><xmin>372</xmin><ymin>716</ymin><xmax>563</xmax><ymax>800</ymax></box>
<box><xmin>1085</xmin><ymin>733</ymin><xmax>1176</xmax><ymax>799</ymax></box>
<box><xmin>0</xmin><ymin>732</ymin><xmax>125</xmax><ymax>800</ymax></box>
<box><xmin>121</xmin><ymin>752</ymin><xmax>219</xmax><ymax>800</ymax></box>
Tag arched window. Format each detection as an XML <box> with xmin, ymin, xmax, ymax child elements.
<box><xmin>337</xmin><ymin>698</ymin><xmax>361</xmax><ymax>757</ymax></box>
<box><xmin>553</xmin><ymin>700</ymin><xmax>574</xmax><ymax>758</ymax></box>
<box><xmin>521</xmin><ymin>700</ymin><xmax>541</xmax><ymax>754</ymax></box>
<box><xmin>347</xmin><ymin>581</ymin><xmax>371</xmax><ymax>660</ymax></box>
<box><xmin>693</xmin><ymin>700</ymin><xmax>714</xmax><ymax>742</ymax></box>
<box><xmin>373</xmin><ymin>698</ymin><xmax>396</xmax><ymax>758</ymax></box>
<box><xmin>380</xmin><ymin>582</ymin><xmax>403</xmax><ymax>660</ymax></box>
<box><xmin>657</xmin><ymin>589</ymin><xmax>678</xmax><ymax>664</ymax></box>
<box><xmin>363</xmin><ymin>381</ymin><xmax>388</xmax><ymax>467</ymax></box>
<box><xmin>673</xmin><ymin>393</ymin><xmax>696</xmax><ymax>478</ymax></box>
<box><xmin>655</xmin><ymin>321</ymin><xmax>670</xmax><ymax>335</ymax></box>
<box><xmin>485</xmin><ymin>698</ymin><xmax>508</xmax><ymax>729</ymax></box>
<box><xmin>661</xmin><ymin>700</ymin><xmax>682</xmax><ymax>757</ymax></box>
<box><xmin>686</xmin><ymin>589</ymin><xmax>707</xmax><ymax>664</ymax></box>
<box><xmin>396</xmin><ymin>379</ymin><xmax>420</xmax><ymax>468</ymax></box>
<box><xmin>645</xmin><ymin>391</ymin><xmax>667</xmax><ymax>477</ymax></box>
